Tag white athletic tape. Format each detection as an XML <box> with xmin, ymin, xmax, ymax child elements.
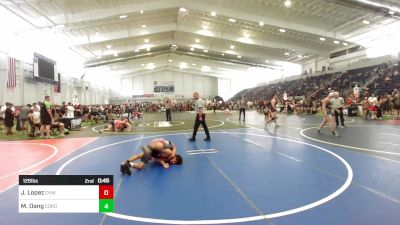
<box><xmin>300</xmin><ymin>126</ymin><xmax>400</xmax><ymax>156</ymax></box>
<box><xmin>92</xmin><ymin>119</ymin><xmax>225</xmax><ymax>134</ymax></box>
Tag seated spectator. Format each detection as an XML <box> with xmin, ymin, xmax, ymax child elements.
<box><xmin>28</xmin><ymin>109</ymin><xmax>40</xmax><ymax>137</ymax></box>
<box><xmin>51</xmin><ymin>108</ymin><xmax>66</xmax><ymax>136</ymax></box>
<box><xmin>89</xmin><ymin>107</ymin><xmax>100</xmax><ymax>124</ymax></box>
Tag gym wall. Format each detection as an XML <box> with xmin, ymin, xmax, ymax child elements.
<box><xmin>0</xmin><ymin>53</ymin><xmax>109</xmax><ymax>106</ymax></box>
<box><xmin>119</xmin><ymin>70</ymin><xmax>218</xmax><ymax>99</ymax></box>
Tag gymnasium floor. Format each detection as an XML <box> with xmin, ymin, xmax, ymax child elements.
<box><xmin>1</xmin><ymin>111</ymin><xmax>400</xmax><ymax>225</ymax></box>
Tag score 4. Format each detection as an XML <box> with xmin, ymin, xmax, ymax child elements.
<box><xmin>99</xmin><ymin>185</ymin><xmax>113</xmax><ymax>212</ymax></box>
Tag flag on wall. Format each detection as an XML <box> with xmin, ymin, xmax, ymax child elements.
<box><xmin>7</xmin><ymin>57</ymin><xmax>16</xmax><ymax>88</ymax></box>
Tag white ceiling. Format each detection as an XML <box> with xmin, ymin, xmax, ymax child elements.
<box><xmin>2</xmin><ymin>0</ymin><xmax>400</xmax><ymax>75</ymax></box>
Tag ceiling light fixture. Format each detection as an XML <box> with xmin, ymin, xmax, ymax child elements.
<box><xmin>211</xmin><ymin>11</ymin><xmax>217</xmax><ymax>16</ymax></box>
<box><xmin>334</xmin><ymin>40</ymin><xmax>340</xmax><ymax>44</ymax></box>
<box><xmin>362</xmin><ymin>20</ymin><xmax>370</xmax><ymax>24</ymax></box>
<box><xmin>265</xmin><ymin>60</ymin><xmax>269</xmax><ymax>63</ymax></box>
<box><xmin>190</xmin><ymin>47</ymin><xmax>195</xmax><ymax>51</ymax></box>
<box><xmin>134</xmin><ymin>49</ymin><xmax>140</xmax><ymax>52</ymax></box>
<box><xmin>284</xmin><ymin>0</ymin><xmax>292</xmax><ymax>7</ymax></box>
<box><xmin>147</xmin><ymin>63</ymin><xmax>155</xmax><ymax>70</ymax></box>
<box><xmin>140</xmin><ymin>10</ymin><xmax>144</xmax><ymax>14</ymax></box>
<box><xmin>237</xmin><ymin>55</ymin><xmax>241</xmax><ymax>58</ymax></box>
<box><xmin>179</xmin><ymin>7</ymin><xmax>187</xmax><ymax>12</ymax></box>
<box><xmin>259</xmin><ymin>21</ymin><xmax>264</xmax><ymax>26</ymax></box>
<box><xmin>192</xmin><ymin>63</ymin><xmax>196</xmax><ymax>66</ymax></box>
<box><xmin>203</xmin><ymin>49</ymin><xmax>208</xmax><ymax>52</ymax></box>
<box><xmin>141</xmin><ymin>64</ymin><xmax>145</xmax><ymax>66</ymax></box>
<box><xmin>279</xmin><ymin>28</ymin><xmax>286</xmax><ymax>33</ymax></box>
<box><xmin>106</xmin><ymin>45</ymin><xmax>112</xmax><ymax>49</ymax></box>
<box><xmin>147</xmin><ymin>47</ymin><xmax>151</xmax><ymax>51</ymax></box>
<box><xmin>95</xmin><ymin>32</ymin><xmax>100</xmax><ymax>36</ymax></box>
<box><xmin>119</xmin><ymin>15</ymin><xmax>128</xmax><ymax>19</ymax></box>
<box><xmin>168</xmin><ymin>59</ymin><xmax>173</xmax><ymax>62</ymax></box>
<box><xmin>195</xmin><ymin>39</ymin><xmax>200</xmax><ymax>43</ymax></box>
<box><xmin>144</xmin><ymin>38</ymin><xmax>149</xmax><ymax>43</ymax></box>
<box><xmin>201</xmin><ymin>65</ymin><xmax>210</xmax><ymax>72</ymax></box>
<box><xmin>179</xmin><ymin>62</ymin><xmax>188</xmax><ymax>69</ymax></box>
<box><xmin>343</xmin><ymin>42</ymin><xmax>348</xmax><ymax>46</ymax></box>
<box><xmin>114</xmin><ymin>52</ymin><xmax>118</xmax><ymax>57</ymax></box>
<box><xmin>230</xmin><ymin>45</ymin><xmax>235</xmax><ymax>49</ymax></box>
<box><xmin>320</xmin><ymin>37</ymin><xmax>326</xmax><ymax>41</ymax></box>
<box><xmin>221</xmin><ymin>53</ymin><xmax>225</xmax><ymax>56</ymax></box>
<box><xmin>285</xmin><ymin>52</ymin><xmax>290</xmax><ymax>56</ymax></box>
<box><xmin>142</xmin><ymin>24</ymin><xmax>146</xmax><ymax>28</ymax></box>
<box><xmin>228</xmin><ymin>18</ymin><xmax>236</xmax><ymax>23</ymax></box>
<box><xmin>389</xmin><ymin>11</ymin><xmax>395</xmax><ymax>15</ymax></box>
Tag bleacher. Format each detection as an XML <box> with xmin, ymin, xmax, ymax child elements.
<box><xmin>367</xmin><ymin>64</ymin><xmax>400</xmax><ymax>95</ymax></box>
<box><xmin>230</xmin><ymin>63</ymin><xmax>399</xmax><ymax>103</ymax></box>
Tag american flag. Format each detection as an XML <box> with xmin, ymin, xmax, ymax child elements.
<box><xmin>54</xmin><ymin>73</ymin><xmax>61</xmax><ymax>93</ymax></box>
<box><xmin>7</xmin><ymin>57</ymin><xmax>16</xmax><ymax>88</ymax></box>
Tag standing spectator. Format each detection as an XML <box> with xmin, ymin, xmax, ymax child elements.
<box><xmin>368</xmin><ymin>94</ymin><xmax>378</xmax><ymax>120</ymax></box>
<box><xmin>30</xmin><ymin>105</ymin><xmax>41</xmax><ymax>136</ymax></box>
<box><xmin>165</xmin><ymin>97</ymin><xmax>172</xmax><ymax>122</ymax></box>
<box><xmin>212</xmin><ymin>98</ymin><xmax>217</xmax><ymax>113</ymax></box>
<box><xmin>0</xmin><ymin>103</ymin><xmax>6</xmax><ymax>131</ymax></box>
<box><xmin>66</xmin><ymin>103</ymin><xmax>75</xmax><ymax>118</ymax></box>
<box><xmin>394</xmin><ymin>94</ymin><xmax>400</xmax><ymax>115</ymax></box>
<box><xmin>353</xmin><ymin>83</ymin><xmax>360</xmax><ymax>103</ymax></box>
<box><xmin>20</xmin><ymin>104</ymin><xmax>31</xmax><ymax>134</ymax></box>
<box><xmin>40</xmin><ymin>96</ymin><xmax>53</xmax><ymax>138</ymax></box>
<box><xmin>238</xmin><ymin>97</ymin><xmax>246</xmax><ymax>122</ymax></box>
<box><xmin>4</xmin><ymin>103</ymin><xmax>15</xmax><ymax>135</ymax></box>
<box><xmin>333</xmin><ymin>92</ymin><xmax>346</xmax><ymax>127</ymax></box>
<box><xmin>127</xmin><ymin>101</ymin><xmax>133</xmax><ymax>119</ymax></box>
<box><xmin>188</xmin><ymin>92</ymin><xmax>211</xmax><ymax>142</ymax></box>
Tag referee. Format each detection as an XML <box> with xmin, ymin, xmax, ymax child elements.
<box><xmin>188</xmin><ymin>92</ymin><xmax>211</xmax><ymax>142</ymax></box>
<box><xmin>165</xmin><ymin>97</ymin><xmax>172</xmax><ymax>122</ymax></box>
<box><xmin>238</xmin><ymin>97</ymin><xmax>246</xmax><ymax>122</ymax></box>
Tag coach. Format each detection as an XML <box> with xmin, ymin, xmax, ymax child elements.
<box><xmin>188</xmin><ymin>92</ymin><xmax>211</xmax><ymax>142</ymax></box>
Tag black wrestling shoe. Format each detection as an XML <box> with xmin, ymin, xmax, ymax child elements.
<box><xmin>188</xmin><ymin>138</ymin><xmax>196</xmax><ymax>142</ymax></box>
<box><xmin>204</xmin><ymin>137</ymin><xmax>211</xmax><ymax>142</ymax></box>
<box><xmin>120</xmin><ymin>160</ymin><xmax>131</xmax><ymax>176</ymax></box>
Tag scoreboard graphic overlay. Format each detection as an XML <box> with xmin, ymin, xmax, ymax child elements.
<box><xmin>19</xmin><ymin>175</ymin><xmax>113</xmax><ymax>213</ymax></box>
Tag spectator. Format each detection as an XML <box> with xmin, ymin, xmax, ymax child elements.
<box><xmin>4</xmin><ymin>102</ymin><xmax>15</xmax><ymax>135</ymax></box>
<box><xmin>40</xmin><ymin>96</ymin><xmax>53</xmax><ymax>138</ymax></box>
<box><xmin>20</xmin><ymin>104</ymin><xmax>31</xmax><ymax>134</ymax></box>
<box><xmin>394</xmin><ymin>94</ymin><xmax>400</xmax><ymax>115</ymax></box>
<box><xmin>66</xmin><ymin>102</ymin><xmax>75</xmax><ymax>118</ymax></box>
<box><xmin>0</xmin><ymin>103</ymin><xmax>5</xmax><ymax>131</ymax></box>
